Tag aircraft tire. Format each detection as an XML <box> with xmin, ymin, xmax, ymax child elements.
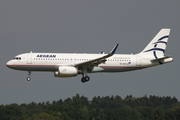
<box><xmin>27</xmin><ymin>77</ymin><xmax>31</xmax><ymax>81</ymax></box>
<box><xmin>81</xmin><ymin>77</ymin><xmax>86</xmax><ymax>83</ymax></box>
<box><xmin>84</xmin><ymin>76</ymin><xmax>90</xmax><ymax>81</ymax></box>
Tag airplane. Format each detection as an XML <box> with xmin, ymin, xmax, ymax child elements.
<box><xmin>6</xmin><ymin>29</ymin><xmax>173</xmax><ymax>83</ymax></box>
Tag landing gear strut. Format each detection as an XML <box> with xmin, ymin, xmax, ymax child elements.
<box><xmin>27</xmin><ymin>71</ymin><xmax>31</xmax><ymax>81</ymax></box>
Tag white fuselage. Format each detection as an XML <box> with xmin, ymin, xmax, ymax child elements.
<box><xmin>6</xmin><ymin>52</ymin><xmax>171</xmax><ymax>73</ymax></box>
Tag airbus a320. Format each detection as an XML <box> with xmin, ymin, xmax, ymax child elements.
<box><xmin>6</xmin><ymin>29</ymin><xmax>173</xmax><ymax>83</ymax></box>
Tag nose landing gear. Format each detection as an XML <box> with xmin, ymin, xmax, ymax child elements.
<box><xmin>27</xmin><ymin>71</ymin><xmax>31</xmax><ymax>81</ymax></box>
<box><xmin>27</xmin><ymin>77</ymin><xmax>31</xmax><ymax>81</ymax></box>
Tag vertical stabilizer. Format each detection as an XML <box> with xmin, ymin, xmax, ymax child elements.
<box><xmin>140</xmin><ymin>29</ymin><xmax>171</xmax><ymax>58</ymax></box>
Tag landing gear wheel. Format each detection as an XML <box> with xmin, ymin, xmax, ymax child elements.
<box><xmin>81</xmin><ymin>76</ymin><xmax>90</xmax><ymax>83</ymax></box>
<box><xmin>81</xmin><ymin>77</ymin><xmax>86</xmax><ymax>83</ymax></box>
<box><xmin>27</xmin><ymin>77</ymin><xmax>31</xmax><ymax>81</ymax></box>
<box><xmin>84</xmin><ymin>76</ymin><xmax>90</xmax><ymax>81</ymax></box>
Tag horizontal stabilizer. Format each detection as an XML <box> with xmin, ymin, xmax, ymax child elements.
<box><xmin>151</xmin><ymin>56</ymin><xmax>173</xmax><ymax>64</ymax></box>
<box><xmin>151</xmin><ymin>56</ymin><xmax>172</xmax><ymax>61</ymax></box>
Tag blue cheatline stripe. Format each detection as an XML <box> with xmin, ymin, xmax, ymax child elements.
<box><xmin>158</xmin><ymin>35</ymin><xmax>169</xmax><ymax>41</ymax></box>
<box><xmin>154</xmin><ymin>44</ymin><xmax>157</xmax><ymax>48</ymax></box>
<box><xmin>153</xmin><ymin>50</ymin><xmax>163</xmax><ymax>64</ymax></box>
<box><xmin>153</xmin><ymin>51</ymin><xmax>158</xmax><ymax>59</ymax></box>
<box><xmin>153</xmin><ymin>41</ymin><xmax>167</xmax><ymax>45</ymax></box>
<box><xmin>153</xmin><ymin>44</ymin><xmax>163</xmax><ymax>64</ymax></box>
<box><xmin>153</xmin><ymin>43</ymin><xmax>158</xmax><ymax>59</ymax></box>
<box><xmin>144</xmin><ymin>48</ymin><xmax>165</xmax><ymax>53</ymax></box>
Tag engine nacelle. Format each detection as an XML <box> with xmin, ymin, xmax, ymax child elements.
<box><xmin>54</xmin><ymin>66</ymin><xmax>78</xmax><ymax>77</ymax></box>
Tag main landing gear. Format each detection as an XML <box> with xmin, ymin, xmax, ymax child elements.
<box><xmin>81</xmin><ymin>68</ymin><xmax>91</xmax><ymax>83</ymax></box>
<box><xmin>81</xmin><ymin>76</ymin><xmax>90</xmax><ymax>83</ymax></box>
<box><xmin>27</xmin><ymin>71</ymin><xmax>31</xmax><ymax>81</ymax></box>
<box><xmin>81</xmin><ymin>69</ymin><xmax>90</xmax><ymax>83</ymax></box>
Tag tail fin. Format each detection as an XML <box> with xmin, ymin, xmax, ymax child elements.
<box><xmin>139</xmin><ymin>29</ymin><xmax>171</xmax><ymax>58</ymax></box>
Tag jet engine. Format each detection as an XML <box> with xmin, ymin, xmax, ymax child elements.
<box><xmin>54</xmin><ymin>66</ymin><xmax>78</xmax><ymax>77</ymax></box>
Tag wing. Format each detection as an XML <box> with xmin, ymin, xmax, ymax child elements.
<box><xmin>74</xmin><ymin>44</ymin><xmax>119</xmax><ymax>70</ymax></box>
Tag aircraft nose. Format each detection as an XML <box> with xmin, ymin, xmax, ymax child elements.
<box><xmin>6</xmin><ymin>60</ymin><xmax>13</xmax><ymax>68</ymax></box>
<box><xmin>6</xmin><ymin>61</ymin><xmax>10</xmax><ymax>67</ymax></box>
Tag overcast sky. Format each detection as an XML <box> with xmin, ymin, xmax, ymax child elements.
<box><xmin>0</xmin><ymin>1</ymin><xmax>180</xmax><ymax>105</ymax></box>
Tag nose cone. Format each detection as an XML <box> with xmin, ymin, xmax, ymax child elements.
<box><xmin>6</xmin><ymin>60</ymin><xmax>13</xmax><ymax>68</ymax></box>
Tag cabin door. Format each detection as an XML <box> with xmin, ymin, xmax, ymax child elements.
<box><xmin>136</xmin><ymin>56</ymin><xmax>141</xmax><ymax>66</ymax></box>
<box><xmin>27</xmin><ymin>53</ymin><xmax>32</xmax><ymax>64</ymax></box>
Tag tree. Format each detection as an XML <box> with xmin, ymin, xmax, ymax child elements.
<box><xmin>152</xmin><ymin>107</ymin><xmax>165</xmax><ymax>120</ymax></box>
<box><xmin>28</xmin><ymin>112</ymin><xmax>59</xmax><ymax>120</ymax></box>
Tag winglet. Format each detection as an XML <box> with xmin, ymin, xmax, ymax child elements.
<box><xmin>110</xmin><ymin>44</ymin><xmax>119</xmax><ymax>54</ymax></box>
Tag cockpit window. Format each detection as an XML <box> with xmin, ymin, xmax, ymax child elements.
<box><xmin>13</xmin><ymin>57</ymin><xmax>21</xmax><ymax>60</ymax></box>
